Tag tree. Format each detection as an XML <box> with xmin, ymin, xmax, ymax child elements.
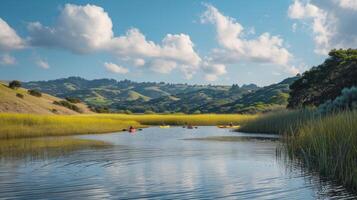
<box><xmin>9</xmin><ymin>80</ymin><xmax>21</xmax><ymax>89</ymax></box>
<box><xmin>288</xmin><ymin>49</ymin><xmax>357</xmax><ymax>108</ymax></box>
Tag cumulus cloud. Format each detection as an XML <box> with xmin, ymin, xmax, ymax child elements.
<box><xmin>28</xmin><ymin>4</ymin><xmax>113</xmax><ymax>53</ymax></box>
<box><xmin>0</xmin><ymin>54</ymin><xmax>16</xmax><ymax>65</ymax></box>
<box><xmin>288</xmin><ymin>0</ymin><xmax>334</xmax><ymax>55</ymax></box>
<box><xmin>0</xmin><ymin>18</ymin><xmax>25</xmax><ymax>51</ymax></box>
<box><xmin>104</xmin><ymin>62</ymin><xmax>129</xmax><ymax>74</ymax></box>
<box><xmin>27</xmin><ymin>4</ymin><xmax>201</xmax><ymax>78</ymax></box>
<box><xmin>36</xmin><ymin>59</ymin><xmax>50</xmax><ymax>69</ymax></box>
<box><xmin>202</xmin><ymin>62</ymin><xmax>227</xmax><ymax>81</ymax></box>
<box><xmin>201</xmin><ymin>4</ymin><xmax>292</xmax><ymax>66</ymax></box>
<box><xmin>336</xmin><ymin>0</ymin><xmax>357</xmax><ymax>10</ymax></box>
<box><xmin>200</xmin><ymin>4</ymin><xmax>298</xmax><ymax>78</ymax></box>
<box><xmin>288</xmin><ymin>0</ymin><xmax>357</xmax><ymax>55</ymax></box>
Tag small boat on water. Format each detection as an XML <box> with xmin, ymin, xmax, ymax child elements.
<box><xmin>217</xmin><ymin>125</ymin><xmax>240</xmax><ymax>129</ymax></box>
<box><xmin>159</xmin><ymin>125</ymin><xmax>170</xmax><ymax>128</ymax></box>
<box><xmin>128</xmin><ymin>126</ymin><xmax>136</xmax><ymax>133</ymax></box>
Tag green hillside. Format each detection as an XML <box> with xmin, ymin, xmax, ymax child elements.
<box><xmin>23</xmin><ymin>76</ymin><xmax>297</xmax><ymax>114</ymax></box>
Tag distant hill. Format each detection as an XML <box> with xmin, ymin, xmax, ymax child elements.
<box><xmin>0</xmin><ymin>82</ymin><xmax>92</xmax><ymax>115</ymax></box>
<box><xmin>22</xmin><ymin>76</ymin><xmax>298</xmax><ymax>114</ymax></box>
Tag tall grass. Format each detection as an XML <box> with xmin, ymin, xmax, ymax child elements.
<box><xmin>286</xmin><ymin>111</ymin><xmax>357</xmax><ymax>191</ymax></box>
<box><xmin>0</xmin><ymin>113</ymin><xmax>141</xmax><ymax>139</ymax></box>
<box><xmin>86</xmin><ymin>114</ymin><xmax>257</xmax><ymax>126</ymax></box>
<box><xmin>237</xmin><ymin>109</ymin><xmax>316</xmax><ymax>134</ymax></box>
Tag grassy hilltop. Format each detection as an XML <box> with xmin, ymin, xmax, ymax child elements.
<box><xmin>0</xmin><ymin>82</ymin><xmax>92</xmax><ymax>115</ymax></box>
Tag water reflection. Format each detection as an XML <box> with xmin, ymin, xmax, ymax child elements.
<box><xmin>0</xmin><ymin>127</ymin><xmax>355</xmax><ymax>199</ymax></box>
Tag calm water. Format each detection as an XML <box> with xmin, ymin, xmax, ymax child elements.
<box><xmin>0</xmin><ymin>127</ymin><xmax>355</xmax><ymax>199</ymax></box>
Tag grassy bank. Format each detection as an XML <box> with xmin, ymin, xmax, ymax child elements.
<box><xmin>239</xmin><ymin>109</ymin><xmax>357</xmax><ymax>192</ymax></box>
<box><xmin>88</xmin><ymin>113</ymin><xmax>257</xmax><ymax>126</ymax></box>
<box><xmin>237</xmin><ymin>109</ymin><xmax>315</xmax><ymax>134</ymax></box>
<box><xmin>286</xmin><ymin>111</ymin><xmax>357</xmax><ymax>191</ymax></box>
<box><xmin>0</xmin><ymin>113</ymin><xmax>141</xmax><ymax>139</ymax></box>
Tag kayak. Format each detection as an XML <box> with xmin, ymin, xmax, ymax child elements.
<box><xmin>159</xmin><ymin>125</ymin><xmax>170</xmax><ymax>128</ymax></box>
<box><xmin>217</xmin><ymin>125</ymin><xmax>240</xmax><ymax>129</ymax></box>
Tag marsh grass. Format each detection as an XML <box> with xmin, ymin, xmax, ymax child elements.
<box><xmin>285</xmin><ymin>111</ymin><xmax>357</xmax><ymax>191</ymax></box>
<box><xmin>0</xmin><ymin>113</ymin><xmax>141</xmax><ymax>139</ymax></box>
<box><xmin>88</xmin><ymin>113</ymin><xmax>257</xmax><ymax>126</ymax></box>
<box><xmin>237</xmin><ymin>109</ymin><xmax>316</xmax><ymax>134</ymax></box>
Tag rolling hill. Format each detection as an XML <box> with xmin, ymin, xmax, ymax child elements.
<box><xmin>0</xmin><ymin>82</ymin><xmax>92</xmax><ymax>115</ymax></box>
<box><xmin>22</xmin><ymin>76</ymin><xmax>298</xmax><ymax>114</ymax></box>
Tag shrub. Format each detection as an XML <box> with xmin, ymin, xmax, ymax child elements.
<box><xmin>28</xmin><ymin>89</ymin><xmax>42</xmax><ymax>97</ymax></box>
<box><xmin>53</xmin><ymin>100</ymin><xmax>82</xmax><ymax>113</ymax></box>
<box><xmin>65</xmin><ymin>97</ymin><xmax>81</xmax><ymax>104</ymax></box>
<box><xmin>16</xmin><ymin>93</ymin><xmax>24</xmax><ymax>99</ymax></box>
<box><xmin>51</xmin><ymin>108</ymin><xmax>58</xmax><ymax>113</ymax></box>
<box><xmin>90</xmin><ymin>106</ymin><xmax>110</xmax><ymax>113</ymax></box>
<box><xmin>9</xmin><ymin>80</ymin><xmax>21</xmax><ymax>89</ymax></box>
<box><xmin>318</xmin><ymin>86</ymin><xmax>357</xmax><ymax>114</ymax></box>
<box><xmin>144</xmin><ymin>110</ymin><xmax>155</xmax><ymax>114</ymax></box>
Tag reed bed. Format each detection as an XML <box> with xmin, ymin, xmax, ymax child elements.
<box><xmin>286</xmin><ymin>111</ymin><xmax>357</xmax><ymax>191</ymax></box>
<box><xmin>85</xmin><ymin>114</ymin><xmax>257</xmax><ymax>126</ymax></box>
<box><xmin>0</xmin><ymin>113</ymin><xmax>141</xmax><ymax>139</ymax></box>
<box><xmin>237</xmin><ymin>109</ymin><xmax>315</xmax><ymax>134</ymax></box>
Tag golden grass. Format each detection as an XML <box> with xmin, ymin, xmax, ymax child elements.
<box><xmin>85</xmin><ymin>113</ymin><xmax>257</xmax><ymax>126</ymax></box>
<box><xmin>0</xmin><ymin>113</ymin><xmax>142</xmax><ymax>139</ymax></box>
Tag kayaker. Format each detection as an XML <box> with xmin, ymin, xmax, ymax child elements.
<box><xmin>129</xmin><ymin>126</ymin><xmax>136</xmax><ymax>132</ymax></box>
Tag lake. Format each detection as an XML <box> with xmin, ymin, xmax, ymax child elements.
<box><xmin>0</xmin><ymin>127</ymin><xmax>355</xmax><ymax>199</ymax></box>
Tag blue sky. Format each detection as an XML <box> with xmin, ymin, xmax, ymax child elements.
<box><xmin>0</xmin><ymin>0</ymin><xmax>355</xmax><ymax>86</ymax></box>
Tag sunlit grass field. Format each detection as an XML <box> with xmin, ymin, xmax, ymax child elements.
<box><xmin>0</xmin><ymin>113</ymin><xmax>142</xmax><ymax>139</ymax></box>
<box><xmin>0</xmin><ymin>113</ymin><xmax>257</xmax><ymax>139</ymax></box>
<box><xmin>89</xmin><ymin>113</ymin><xmax>257</xmax><ymax>126</ymax></box>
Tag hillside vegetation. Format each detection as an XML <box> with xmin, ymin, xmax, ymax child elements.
<box><xmin>288</xmin><ymin>49</ymin><xmax>357</xmax><ymax>108</ymax></box>
<box><xmin>0</xmin><ymin>82</ymin><xmax>92</xmax><ymax>115</ymax></box>
<box><xmin>23</xmin><ymin>76</ymin><xmax>297</xmax><ymax>114</ymax></box>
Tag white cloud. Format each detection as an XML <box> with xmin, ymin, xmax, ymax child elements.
<box><xmin>104</xmin><ymin>62</ymin><xmax>129</xmax><ymax>74</ymax></box>
<box><xmin>28</xmin><ymin>4</ymin><xmax>113</xmax><ymax>53</ymax></box>
<box><xmin>109</xmin><ymin>29</ymin><xmax>201</xmax><ymax>77</ymax></box>
<box><xmin>133</xmin><ymin>58</ymin><xmax>145</xmax><ymax>67</ymax></box>
<box><xmin>288</xmin><ymin>0</ymin><xmax>334</xmax><ymax>55</ymax></box>
<box><xmin>288</xmin><ymin>0</ymin><xmax>357</xmax><ymax>55</ymax></box>
<box><xmin>0</xmin><ymin>54</ymin><xmax>16</xmax><ymax>65</ymax></box>
<box><xmin>200</xmin><ymin>4</ymin><xmax>297</xmax><ymax>77</ymax></box>
<box><xmin>202</xmin><ymin>62</ymin><xmax>227</xmax><ymax>81</ymax></box>
<box><xmin>201</xmin><ymin>4</ymin><xmax>292</xmax><ymax>66</ymax></box>
<box><xmin>36</xmin><ymin>59</ymin><xmax>50</xmax><ymax>69</ymax></box>
<box><xmin>292</xmin><ymin>23</ymin><xmax>298</xmax><ymax>32</ymax></box>
<box><xmin>0</xmin><ymin>18</ymin><xmax>25</xmax><ymax>51</ymax></box>
<box><xmin>28</xmin><ymin>4</ymin><xmax>202</xmax><ymax>79</ymax></box>
<box><xmin>149</xmin><ymin>59</ymin><xmax>177</xmax><ymax>74</ymax></box>
<box><xmin>336</xmin><ymin>0</ymin><xmax>357</xmax><ymax>10</ymax></box>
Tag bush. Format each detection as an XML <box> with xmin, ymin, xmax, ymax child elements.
<box><xmin>144</xmin><ymin>110</ymin><xmax>155</xmax><ymax>114</ymax></box>
<box><xmin>16</xmin><ymin>93</ymin><xmax>24</xmax><ymax>99</ymax></box>
<box><xmin>90</xmin><ymin>106</ymin><xmax>110</xmax><ymax>113</ymax></box>
<box><xmin>53</xmin><ymin>100</ymin><xmax>82</xmax><ymax>113</ymax></box>
<box><xmin>9</xmin><ymin>80</ymin><xmax>21</xmax><ymax>89</ymax></box>
<box><xmin>28</xmin><ymin>89</ymin><xmax>42</xmax><ymax>97</ymax></box>
<box><xmin>65</xmin><ymin>97</ymin><xmax>81</xmax><ymax>104</ymax></box>
<box><xmin>318</xmin><ymin>86</ymin><xmax>357</xmax><ymax>114</ymax></box>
